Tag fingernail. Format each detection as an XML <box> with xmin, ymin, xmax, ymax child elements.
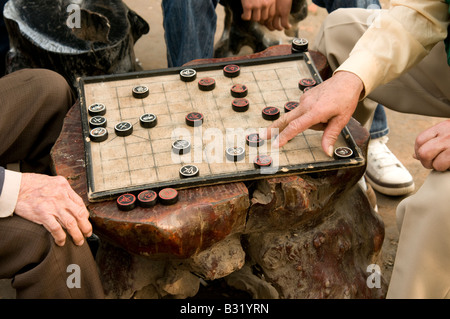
<box><xmin>77</xmin><ymin>239</ymin><xmax>84</xmax><ymax>246</ymax></box>
<box><xmin>327</xmin><ymin>145</ymin><xmax>334</xmax><ymax>157</ymax></box>
<box><xmin>272</xmin><ymin>138</ymin><xmax>280</xmax><ymax>149</ymax></box>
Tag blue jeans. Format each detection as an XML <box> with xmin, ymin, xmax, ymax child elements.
<box><xmin>162</xmin><ymin>0</ymin><xmax>220</xmax><ymax>68</ymax></box>
<box><xmin>312</xmin><ymin>0</ymin><xmax>389</xmax><ymax>139</ymax></box>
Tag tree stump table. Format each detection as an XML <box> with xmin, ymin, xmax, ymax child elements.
<box><xmin>51</xmin><ymin>46</ymin><xmax>385</xmax><ymax>299</ymax></box>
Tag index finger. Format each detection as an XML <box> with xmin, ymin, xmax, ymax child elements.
<box><xmin>273</xmin><ymin>112</ymin><xmax>318</xmax><ymax>147</ymax></box>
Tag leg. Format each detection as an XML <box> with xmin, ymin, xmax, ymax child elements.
<box><xmin>161</xmin><ymin>0</ymin><xmax>220</xmax><ymax>67</ymax></box>
<box><xmin>0</xmin><ymin>69</ymin><xmax>74</xmax><ymax>174</ymax></box>
<box><xmin>0</xmin><ymin>215</ymin><xmax>104</xmax><ymax>298</ymax></box>
<box><xmin>387</xmin><ymin>171</ymin><xmax>450</xmax><ymax>298</ymax></box>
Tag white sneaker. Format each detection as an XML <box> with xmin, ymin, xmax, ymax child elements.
<box><xmin>365</xmin><ymin>136</ymin><xmax>415</xmax><ymax>196</ymax></box>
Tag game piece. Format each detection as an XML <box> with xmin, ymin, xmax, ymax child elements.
<box><xmin>246</xmin><ymin>133</ymin><xmax>264</xmax><ymax>147</ymax></box>
<box><xmin>230</xmin><ymin>84</ymin><xmax>248</xmax><ymax>98</ymax></box>
<box><xmin>291</xmin><ymin>38</ymin><xmax>309</xmax><ymax>53</ymax></box>
<box><xmin>226</xmin><ymin>146</ymin><xmax>245</xmax><ymax>162</ymax></box>
<box><xmin>253</xmin><ymin>154</ymin><xmax>273</xmax><ymax>169</ymax></box>
<box><xmin>303</xmin><ymin>86</ymin><xmax>313</xmax><ymax>92</ymax></box>
<box><xmin>114</xmin><ymin>121</ymin><xmax>133</xmax><ymax>137</ymax></box>
<box><xmin>180</xmin><ymin>68</ymin><xmax>197</xmax><ymax>82</ymax></box>
<box><xmin>159</xmin><ymin>188</ymin><xmax>179</xmax><ymax>205</ymax></box>
<box><xmin>231</xmin><ymin>98</ymin><xmax>249</xmax><ymax>112</ymax></box>
<box><xmin>185</xmin><ymin>112</ymin><xmax>204</xmax><ymax>127</ymax></box>
<box><xmin>179</xmin><ymin>164</ymin><xmax>199</xmax><ymax>178</ymax></box>
<box><xmin>334</xmin><ymin>146</ymin><xmax>353</xmax><ymax>159</ymax></box>
<box><xmin>223</xmin><ymin>64</ymin><xmax>240</xmax><ymax>78</ymax></box>
<box><xmin>137</xmin><ymin>190</ymin><xmax>158</xmax><ymax>208</ymax></box>
<box><xmin>140</xmin><ymin>113</ymin><xmax>157</xmax><ymax>128</ymax></box>
<box><xmin>298</xmin><ymin>78</ymin><xmax>316</xmax><ymax>91</ymax></box>
<box><xmin>89</xmin><ymin>127</ymin><xmax>108</xmax><ymax>143</ymax></box>
<box><xmin>172</xmin><ymin>139</ymin><xmax>191</xmax><ymax>155</ymax></box>
<box><xmin>284</xmin><ymin>101</ymin><xmax>299</xmax><ymax>113</ymax></box>
<box><xmin>117</xmin><ymin>193</ymin><xmax>137</xmax><ymax>211</ymax></box>
<box><xmin>262</xmin><ymin>106</ymin><xmax>280</xmax><ymax>121</ymax></box>
<box><xmin>88</xmin><ymin>103</ymin><xmax>106</xmax><ymax>116</ymax></box>
<box><xmin>89</xmin><ymin>115</ymin><xmax>107</xmax><ymax>128</ymax></box>
<box><xmin>198</xmin><ymin>77</ymin><xmax>216</xmax><ymax>91</ymax></box>
<box><xmin>132</xmin><ymin>85</ymin><xmax>149</xmax><ymax>99</ymax></box>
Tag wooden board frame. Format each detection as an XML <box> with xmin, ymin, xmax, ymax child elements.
<box><xmin>78</xmin><ymin>52</ymin><xmax>364</xmax><ymax>202</ymax></box>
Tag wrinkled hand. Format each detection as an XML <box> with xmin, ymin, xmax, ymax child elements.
<box><xmin>14</xmin><ymin>173</ymin><xmax>92</xmax><ymax>246</ymax></box>
<box><xmin>263</xmin><ymin>71</ymin><xmax>364</xmax><ymax>156</ymax></box>
<box><xmin>414</xmin><ymin>120</ymin><xmax>450</xmax><ymax>171</ymax></box>
<box><xmin>241</xmin><ymin>0</ymin><xmax>276</xmax><ymax>24</ymax></box>
<box><xmin>264</xmin><ymin>0</ymin><xmax>292</xmax><ymax>31</ymax></box>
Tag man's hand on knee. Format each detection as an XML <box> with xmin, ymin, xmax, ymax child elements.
<box><xmin>14</xmin><ymin>173</ymin><xmax>92</xmax><ymax>246</ymax></box>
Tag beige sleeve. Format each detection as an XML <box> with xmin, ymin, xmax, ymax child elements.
<box><xmin>335</xmin><ymin>0</ymin><xmax>449</xmax><ymax>98</ymax></box>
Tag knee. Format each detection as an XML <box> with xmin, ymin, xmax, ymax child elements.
<box><xmin>33</xmin><ymin>69</ymin><xmax>74</xmax><ymax>110</ymax></box>
<box><xmin>315</xmin><ymin>8</ymin><xmax>371</xmax><ymax>67</ymax></box>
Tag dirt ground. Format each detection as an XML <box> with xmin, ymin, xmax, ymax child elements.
<box><xmin>0</xmin><ymin>0</ymin><xmax>443</xmax><ymax>299</ymax></box>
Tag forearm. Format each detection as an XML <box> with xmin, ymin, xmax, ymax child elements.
<box><xmin>336</xmin><ymin>0</ymin><xmax>449</xmax><ymax>97</ymax></box>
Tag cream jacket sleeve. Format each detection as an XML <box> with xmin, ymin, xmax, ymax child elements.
<box><xmin>335</xmin><ymin>0</ymin><xmax>449</xmax><ymax>98</ymax></box>
<box><xmin>0</xmin><ymin>167</ymin><xmax>22</xmax><ymax>218</ymax></box>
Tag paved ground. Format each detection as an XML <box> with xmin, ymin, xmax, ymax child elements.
<box><xmin>0</xmin><ymin>0</ymin><xmax>443</xmax><ymax>299</ymax></box>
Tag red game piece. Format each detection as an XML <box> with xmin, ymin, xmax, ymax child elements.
<box><xmin>159</xmin><ymin>188</ymin><xmax>179</xmax><ymax>205</ymax></box>
<box><xmin>117</xmin><ymin>193</ymin><xmax>137</xmax><ymax>211</ymax></box>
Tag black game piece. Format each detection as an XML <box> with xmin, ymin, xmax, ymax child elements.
<box><xmin>298</xmin><ymin>78</ymin><xmax>316</xmax><ymax>91</ymax></box>
<box><xmin>284</xmin><ymin>101</ymin><xmax>299</xmax><ymax>113</ymax></box>
<box><xmin>232</xmin><ymin>98</ymin><xmax>249</xmax><ymax>112</ymax></box>
<box><xmin>226</xmin><ymin>146</ymin><xmax>245</xmax><ymax>162</ymax></box>
<box><xmin>159</xmin><ymin>188</ymin><xmax>179</xmax><ymax>205</ymax></box>
<box><xmin>132</xmin><ymin>85</ymin><xmax>149</xmax><ymax>99</ymax></box>
<box><xmin>230</xmin><ymin>84</ymin><xmax>248</xmax><ymax>98</ymax></box>
<box><xmin>88</xmin><ymin>103</ymin><xmax>106</xmax><ymax>116</ymax></box>
<box><xmin>334</xmin><ymin>146</ymin><xmax>353</xmax><ymax>159</ymax></box>
<box><xmin>89</xmin><ymin>127</ymin><xmax>108</xmax><ymax>143</ymax></box>
<box><xmin>117</xmin><ymin>193</ymin><xmax>137</xmax><ymax>211</ymax></box>
<box><xmin>223</xmin><ymin>64</ymin><xmax>240</xmax><ymax>78</ymax></box>
<box><xmin>198</xmin><ymin>77</ymin><xmax>216</xmax><ymax>91</ymax></box>
<box><xmin>172</xmin><ymin>139</ymin><xmax>191</xmax><ymax>155</ymax></box>
<box><xmin>180</xmin><ymin>68</ymin><xmax>197</xmax><ymax>82</ymax></box>
<box><xmin>137</xmin><ymin>190</ymin><xmax>158</xmax><ymax>208</ymax></box>
<box><xmin>140</xmin><ymin>113</ymin><xmax>157</xmax><ymax>128</ymax></box>
<box><xmin>185</xmin><ymin>112</ymin><xmax>204</xmax><ymax>127</ymax></box>
<box><xmin>262</xmin><ymin>106</ymin><xmax>280</xmax><ymax>121</ymax></box>
<box><xmin>89</xmin><ymin>116</ymin><xmax>107</xmax><ymax>128</ymax></box>
<box><xmin>291</xmin><ymin>38</ymin><xmax>309</xmax><ymax>53</ymax></box>
<box><xmin>253</xmin><ymin>154</ymin><xmax>273</xmax><ymax>169</ymax></box>
<box><xmin>246</xmin><ymin>133</ymin><xmax>265</xmax><ymax>147</ymax></box>
<box><xmin>303</xmin><ymin>86</ymin><xmax>313</xmax><ymax>92</ymax></box>
<box><xmin>114</xmin><ymin>121</ymin><xmax>133</xmax><ymax>137</ymax></box>
<box><xmin>179</xmin><ymin>164</ymin><xmax>199</xmax><ymax>178</ymax></box>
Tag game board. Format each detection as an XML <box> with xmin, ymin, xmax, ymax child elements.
<box><xmin>78</xmin><ymin>53</ymin><xmax>364</xmax><ymax>202</ymax></box>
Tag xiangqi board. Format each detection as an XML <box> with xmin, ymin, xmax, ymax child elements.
<box><xmin>78</xmin><ymin>53</ymin><xmax>364</xmax><ymax>202</ymax></box>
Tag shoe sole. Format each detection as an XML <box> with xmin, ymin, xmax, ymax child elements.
<box><xmin>365</xmin><ymin>174</ymin><xmax>415</xmax><ymax>196</ymax></box>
